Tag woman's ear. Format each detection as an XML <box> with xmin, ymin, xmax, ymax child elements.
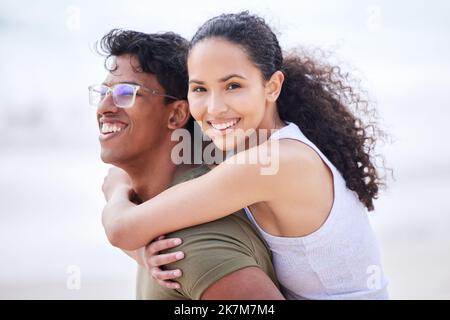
<box><xmin>265</xmin><ymin>70</ymin><xmax>284</xmax><ymax>102</ymax></box>
<box><xmin>167</xmin><ymin>100</ymin><xmax>190</xmax><ymax>130</ymax></box>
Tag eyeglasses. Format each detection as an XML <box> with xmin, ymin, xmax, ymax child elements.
<box><xmin>88</xmin><ymin>83</ymin><xmax>179</xmax><ymax>108</ymax></box>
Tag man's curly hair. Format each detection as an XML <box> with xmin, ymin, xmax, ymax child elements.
<box><xmin>96</xmin><ymin>29</ymin><xmax>194</xmax><ymax>134</ymax></box>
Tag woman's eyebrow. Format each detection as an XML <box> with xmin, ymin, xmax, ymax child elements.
<box><xmin>189</xmin><ymin>79</ymin><xmax>205</xmax><ymax>85</ymax></box>
<box><xmin>219</xmin><ymin>74</ymin><xmax>247</xmax><ymax>82</ymax></box>
<box><xmin>189</xmin><ymin>74</ymin><xmax>247</xmax><ymax>85</ymax></box>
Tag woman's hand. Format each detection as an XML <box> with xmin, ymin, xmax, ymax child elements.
<box><xmin>102</xmin><ymin>166</ymin><xmax>133</xmax><ymax>202</ymax></box>
<box><xmin>143</xmin><ymin>235</ymin><xmax>185</xmax><ymax>289</ymax></box>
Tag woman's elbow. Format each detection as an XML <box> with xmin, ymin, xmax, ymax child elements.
<box><xmin>104</xmin><ymin>218</ymin><xmax>137</xmax><ymax>250</ymax></box>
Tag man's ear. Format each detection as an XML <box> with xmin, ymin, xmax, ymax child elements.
<box><xmin>265</xmin><ymin>70</ymin><xmax>284</xmax><ymax>103</ymax></box>
<box><xmin>167</xmin><ymin>100</ymin><xmax>190</xmax><ymax>130</ymax></box>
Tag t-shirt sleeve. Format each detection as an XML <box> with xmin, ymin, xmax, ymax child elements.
<box><xmin>159</xmin><ymin>214</ymin><xmax>276</xmax><ymax>300</ymax></box>
<box><xmin>136</xmin><ymin>265</ymin><xmax>188</xmax><ymax>300</ymax></box>
<box><xmin>136</xmin><ymin>165</ymin><xmax>278</xmax><ymax>300</ymax></box>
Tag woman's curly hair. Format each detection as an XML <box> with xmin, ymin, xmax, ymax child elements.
<box><xmin>191</xmin><ymin>11</ymin><xmax>387</xmax><ymax>211</ymax></box>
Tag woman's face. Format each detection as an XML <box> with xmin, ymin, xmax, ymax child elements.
<box><xmin>187</xmin><ymin>38</ymin><xmax>271</xmax><ymax>151</ymax></box>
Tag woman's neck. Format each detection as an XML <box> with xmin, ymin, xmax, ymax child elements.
<box><xmin>255</xmin><ymin>107</ymin><xmax>286</xmax><ymax>143</ymax></box>
<box><xmin>225</xmin><ymin>108</ymin><xmax>285</xmax><ymax>156</ymax></box>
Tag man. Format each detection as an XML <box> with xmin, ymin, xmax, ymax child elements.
<box><xmin>93</xmin><ymin>29</ymin><xmax>283</xmax><ymax>299</ymax></box>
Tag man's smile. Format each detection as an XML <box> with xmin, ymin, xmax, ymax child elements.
<box><xmin>99</xmin><ymin>119</ymin><xmax>129</xmax><ymax>142</ymax></box>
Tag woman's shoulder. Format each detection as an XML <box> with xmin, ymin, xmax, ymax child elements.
<box><xmin>219</xmin><ymin>138</ymin><xmax>320</xmax><ymax>179</ymax></box>
<box><xmin>269</xmin><ymin>138</ymin><xmax>324</xmax><ymax>174</ymax></box>
<box><xmin>264</xmin><ymin>138</ymin><xmax>332</xmax><ymax>200</ymax></box>
<box><xmin>207</xmin><ymin>138</ymin><xmax>326</xmax><ymax>202</ymax></box>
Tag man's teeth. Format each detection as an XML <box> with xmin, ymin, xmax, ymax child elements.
<box><xmin>101</xmin><ymin>123</ymin><xmax>126</xmax><ymax>134</ymax></box>
<box><xmin>210</xmin><ymin>119</ymin><xmax>239</xmax><ymax>130</ymax></box>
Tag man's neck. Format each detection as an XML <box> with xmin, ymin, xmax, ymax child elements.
<box><xmin>120</xmin><ymin>144</ymin><xmax>197</xmax><ymax>202</ymax></box>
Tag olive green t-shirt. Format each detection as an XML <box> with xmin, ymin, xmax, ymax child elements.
<box><xmin>136</xmin><ymin>164</ymin><xmax>278</xmax><ymax>300</ymax></box>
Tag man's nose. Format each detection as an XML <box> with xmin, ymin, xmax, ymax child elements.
<box><xmin>96</xmin><ymin>92</ymin><xmax>120</xmax><ymax>115</ymax></box>
<box><xmin>207</xmin><ymin>92</ymin><xmax>228</xmax><ymax>116</ymax></box>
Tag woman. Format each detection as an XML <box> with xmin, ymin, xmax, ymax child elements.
<box><xmin>102</xmin><ymin>12</ymin><xmax>389</xmax><ymax>299</ymax></box>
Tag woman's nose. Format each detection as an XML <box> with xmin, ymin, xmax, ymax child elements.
<box><xmin>207</xmin><ymin>93</ymin><xmax>228</xmax><ymax>116</ymax></box>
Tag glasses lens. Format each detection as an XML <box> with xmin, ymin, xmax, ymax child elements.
<box><xmin>113</xmin><ymin>84</ymin><xmax>135</xmax><ymax>108</ymax></box>
<box><xmin>89</xmin><ymin>85</ymin><xmax>108</xmax><ymax>106</ymax></box>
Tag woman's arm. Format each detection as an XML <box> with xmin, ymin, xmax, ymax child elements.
<box><xmin>102</xmin><ymin>144</ymin><xmax>280</xmax><ymax>251</ymax></box>
<box><xmin>121</xmin><ymin>237</ymin><xmax>178</xmax><ymax>267</ymax></box>
<box><xmin>122</xmin><ymin>249</ymin><xmax>145</xmax><ymax>266</ymax></box>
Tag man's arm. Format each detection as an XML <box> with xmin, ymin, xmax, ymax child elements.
<box><xmin>201</xmin><ymin>266</ymin><xmax>284</xmax><ymax>300</ymax></box>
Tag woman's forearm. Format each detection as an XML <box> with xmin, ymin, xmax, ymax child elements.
<box><xmin>102</xmin><ymin>196</ymin><xmax>139</xmax><ymax>249</ymax></box>
<box><xmin>122</xmin><ymin>249</ymin><xmax>145</xmax><ymax>267</ymax></box>
<box><xmin>102</xmin><ymin>154</ymin><xmax>272</xmax><ymax>251</ymax></box>
<box><xmin>104</xmin><ymin>204</ymin><xmax>161</xmax><ymax>250</ymax></box>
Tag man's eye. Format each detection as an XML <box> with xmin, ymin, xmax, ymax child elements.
<box><xmin>192</xmin><ymin>87</ymin><xmax>206</xmax><ymax>93</ymax></box>
<box><xmin>227</xmin><ymin>83</ymin><xmax>241</xmax><ymax>90</ymax></box>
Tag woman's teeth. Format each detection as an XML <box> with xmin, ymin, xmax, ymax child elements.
<box><xmin>101</xmin><ymin>123</ymin><xmax>126</xmax><ymax>134</ymax></box>
<box><xmin>209</xmin><ymin>119</ymin><xmax>240</xmax><ymax>130</ymax></box>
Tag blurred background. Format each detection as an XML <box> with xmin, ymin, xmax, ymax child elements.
<box><xmin>0</xmin><ymin>0</ymin><xmax>449</xmax><ymax>299</ymax></box>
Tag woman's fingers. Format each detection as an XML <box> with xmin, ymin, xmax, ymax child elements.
<box><xmin>151</xmin><ymin>267</ymin><xmax>182</xmax><ymax>289</ymax></box>
<box><xmin>146</xmin><ymin>238</ymin><xmax>182</xmax><ymax>256</ymax></box>
<box><xmin>148</xmin><ymin>251</ymin><xmax>185</xmax><ymax>268</ymax></box>
<box><xmin>151</xmin><ymin>267</ymin><xmax>183</xmax><ymax>280</ymax></box>
<box><xmin>144</xmin><ymin>236</ymin><xmax>184</xmax><ymax>288</ymax></box>
<box><xmin>156</xmin><ymin>279</ymin><xmax>181</xmax><ymax>290</ymax></box>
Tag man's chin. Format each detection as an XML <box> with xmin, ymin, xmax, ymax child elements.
<box><xmin>100</xmin><ymin>149</ymin><xmax>122</xmax><ymax>166</ymax></box>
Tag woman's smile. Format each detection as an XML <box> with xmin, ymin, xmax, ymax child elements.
<box><xmin>207</xmin><ymin>118</ymin><xmax>241</xmax><ymax>136</ymax></box>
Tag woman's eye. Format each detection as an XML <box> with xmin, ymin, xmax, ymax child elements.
<box><xmin>192</xmin><ymin>87</ymin><xmax>206</xmax><ymax>93</ymax></box>
<box><xmin>227</xmin><ymin>83</ymin><xmax>241</xmax><ymax>90</ymax></box>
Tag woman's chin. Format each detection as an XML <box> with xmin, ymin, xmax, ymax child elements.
<box><xmin>211</xmin><ymin>139</ymin><xmax>228</xmax><ymax>151</ymax></box>
<box><xmin>212</xmin><ymin>136</ymin><xmax>245</xmax><ymax>154</ymax></box>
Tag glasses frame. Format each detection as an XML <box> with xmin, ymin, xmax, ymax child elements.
<box><xmin>88</xmin><ymin>83</ymin><xmax>179</xmax><ymax>108</ymax></box>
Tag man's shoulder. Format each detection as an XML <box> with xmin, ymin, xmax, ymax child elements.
<box><xmin>140</xmin><ymin>166</ymin><xmax>278</xmax><ymax>300</ymax></box>
<box><xmin>143</xmin><ymin>218</ymin><xmax>277</xmax><ymax>299</ymax></box>
<box><xmin>164</xmin><ymin>208</ymin><xmax>256</xmax><ymax>250</ymax></box>
<box><xmin>136</xmin><ymin>208</ymin><xmax>278</xmax><ymax>300</ymax></box>
<box><xmin>169</xmin><ymin>164</ymin><xmax>211</xmax><ymax>186</ymax></box>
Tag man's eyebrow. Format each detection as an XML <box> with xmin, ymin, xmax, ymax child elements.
<box><xmin>102</xmin><ymin>81</ymin><xmax>142</xmax><ymax>86</ymax></box>
<box><xmin>189</xmin><ymin>74</ymin><xmax>247</xmax><ymax>85</ymax></box>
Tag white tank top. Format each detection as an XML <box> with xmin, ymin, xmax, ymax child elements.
<box><xmin>244</xmin><ymin>122</ymin><xmax>389</xmax><ymax>299</ymax></box>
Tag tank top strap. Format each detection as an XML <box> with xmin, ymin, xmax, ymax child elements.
<box><xmin>243</xmin><ymin>121</ymin><xmax>350</xmax><ymax>245</ymax></box>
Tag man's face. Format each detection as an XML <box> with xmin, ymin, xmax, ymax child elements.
<box><xmin>96</xmin><ymin>54</ymin><xmax>170</xmax><ymax>165</ymax></box>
